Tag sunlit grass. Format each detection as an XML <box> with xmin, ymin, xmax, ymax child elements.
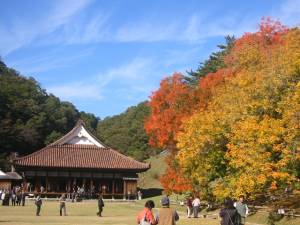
<box><xmin>0</xmin><ymin>198</ymin><xmax>299</xmax><ymax>225</ymax></box>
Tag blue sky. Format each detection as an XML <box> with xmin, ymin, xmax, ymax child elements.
<box><xmin>1</xmin><ymin>0</ymin><xmax>300</xmax><ymax>118</ymax></box>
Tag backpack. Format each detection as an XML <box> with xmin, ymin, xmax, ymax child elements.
<box><xmin>226</xmin><ymin>210</ymin><xmax>239</xmax><ymax>225</ymax></box>
<box><xmin>140</xmin><ymin>212</ymin><xmax>151</xmax><ymax>225</ymax></box>
<box><xmin>35</xmin><ymin>197</ymin><xmax>42</xmax><ymax>206</ymax></box>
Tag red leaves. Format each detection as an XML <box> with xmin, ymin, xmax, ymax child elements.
<box><xmin>144</xmin><ymin>73</ymin><xmax>194</xmax><ymax>149</ymax></box>
<box><xmin>160</xmin><ymin>158</ymin><xmax>193</xmax><ymax>194</ymax></box>
<box><xmin>145</xmin><ymin>17</ymin><xmax>294</xmax><ymax>196</ymax></box>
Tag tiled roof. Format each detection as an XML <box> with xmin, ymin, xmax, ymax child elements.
<box><xmin>0</xmin><ymin>170</ymin><xmax>22</xmax><ymax>180</ymax></box>
<box><xmin>15</xmin><ymin>145</ymin><xmax>150</xmax><ymax>171</ymax></box>
<box><xmin>6</xmin><ymin>172</ymin><xmax>22</xmax><ymax>180</ymax></box>
<box><xmin>49</xmin><ymin>120</ymin><xmax>107</xmax><ymax>147</ymax></box>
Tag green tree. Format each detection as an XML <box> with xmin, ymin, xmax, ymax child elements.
<box><xmin>97</xmin><ymin>102</ymin><xmax>161</xmax><ymax>160</ymax></box>
<box><xmin>185</xmin><ymin>35</ymin><xmax>235</xmax><ymax>86</ymax></box>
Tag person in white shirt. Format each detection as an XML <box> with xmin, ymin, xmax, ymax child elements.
<box><xmin>192</xmin><ymin>196</ymin><xmax>201</xmax><ymax>218</ymax></box>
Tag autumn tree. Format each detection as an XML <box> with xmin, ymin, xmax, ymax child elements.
<box><xmin>145</xmin><ymin>73</ymin><xmax>200</xmax><ymax>193</ymax></box>
<box><xmin>145</xmin><ymin>73</ymin><xmax>196</xmax><ymax>151</ymax></box>
<box><xmin>176</xmin><ymin>18</ymin><xmax>300</xmax><ymax>200</ymax></box>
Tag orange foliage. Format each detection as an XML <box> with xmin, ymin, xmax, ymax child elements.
<box><xmin>146</xmin><ymin>18</ymin><xmax>299</xmax><ymax>197</ymax></box>
<box><xmin>160</xmin><ymin>158</ymin><xmax>193</xmax><ymax>194</ymax></box>
<box><xmin>144</xmin><ymin>73</ymin><xmax>195</xmax><ymax>150</ymax></box>
<box><xmin>226</xmin><ymin>18</ymin><xmax>288</xmax><ymax>69</ymax></box>
<box><xmin>197</xmin><ymin>68</ymin><xmax>234</xmax><ymax>108</ymax></box>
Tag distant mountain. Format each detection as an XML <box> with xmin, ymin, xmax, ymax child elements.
<box><xmin>97</xmin><ymin>101</ymin><xmax>161</xmax><ymax>161</ymax></box>
<box><xmin>0</xmin><ymin>60</ymin><xmax>158</xmax><ymax>169</ymax></box>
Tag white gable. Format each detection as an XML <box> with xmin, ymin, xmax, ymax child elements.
<box><xmin>63</xmin><ymin>125</ymin><xmax>105</xmax><ymax>147</ymax></box>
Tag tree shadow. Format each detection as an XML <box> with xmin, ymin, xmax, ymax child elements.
<box><xmin>141</xmin><ymin>188</ymin><xmax>163</xmax><ymax>198</ymax></box>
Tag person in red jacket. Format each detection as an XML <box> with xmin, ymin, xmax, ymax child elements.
<box><xmin>136</xmin><ymin>200</ymin><xmax>157</xmax><ymax>225</ymax></box>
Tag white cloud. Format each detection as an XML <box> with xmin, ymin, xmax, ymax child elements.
<box><xmin>0</xmin><ymin>0</ymin><xmax>92</xmax><ymax>55</ymax></box>
<box><xmin>46</xmin><ymin>57</ymin><xmax>154</xmax><ymax>101</ymax></box>
<box><xmin>97</xmin><ymin>57</ymin><xmax>151</xmax><ymax>83</ymax></box>
<box><xmin>273</xmin><ymin>0</ymin><xmax>300</xmax><ymax>26</ymax></box>
<box><xmin>8</xmin><ymin>48</ymin><xmax>94</xmax><ymax>75</ymax></box>
<box><xmin>114</xmin><ymin>20</ymin><xmax>179</xmax><ymax>42</ymax></box>
<box><xmin>48</xmin><ymin>82</ymin><xmax>103</xmax><ymax>100</ymax></box>
<box><xmin>2</xmin><ymin>0</ymin><xmax>300</xmax><ymax>57</ymax></box>
<box><xmin>0</xmin><ymin>3</ymin><xmax>258</xmax><ymax>56</ymax></box>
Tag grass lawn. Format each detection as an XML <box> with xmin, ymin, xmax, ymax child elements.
<box><xmin>0</xmin><ymin>198</ymin><xmax>299</xmax><ymax>225</ymax></box>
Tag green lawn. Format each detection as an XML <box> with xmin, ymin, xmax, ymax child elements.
<box><xmin>0</xmin><ymin>199</ymin><xmax>218</xmax><ymax>225</ymax></box>
<box><xmin>0</xmin><ymin>198</ymin><xmax>299</xmax><ymax>225</ymax></box>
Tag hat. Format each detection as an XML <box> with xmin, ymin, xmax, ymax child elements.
<box><xmin>161</xmin><ymin>197</ymin><xmax>170</xmax><ymax>206</ymax></box>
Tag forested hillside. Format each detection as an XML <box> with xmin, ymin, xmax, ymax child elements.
<box><xmin>0</xmin><ymin>61</ymin><xmax>157</xmax><ymax>169</ymax></box>
<box><xmin>145</xmin><ymin>19</ymin><xmax>300</xmax><ymax>200</ymax></box>
<box><xmin>97</xmin><ymin>102</ymin><xmax>160</xmax><ymax>161</ymax></box>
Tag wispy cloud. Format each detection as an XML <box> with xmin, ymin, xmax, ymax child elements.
<box><xmin>0</xmin><ymin>0</ymin><xmax>92</xmax><ymax>55</ymax></box>
<box><xmin>273</xmin><ymin>0</ymin><xmax>300</xmax><ymax>26</ymax></box>
<box><xmin>97</xmin><ymin>57</ymin><xmax>152</xmax><ymax>84</ymax></box>
<box><xmin>48</xmin><ymin>43</ymin><xmax>203</xmax><ymax>102</ymax></box>
<box><xmin>48</xmin><ymin>82</ymin><xmax>103</xmax><ymax>100</ymax></box>
<box><xmin>46</xmin><ymin>57</ymin><xmax>154</xmax><ymax>101</ymax></box>
<box><xmin>2</xmin><ymin>0</ymin><xmax>300</xmax><ymax>57</ymax></box>
<box><xmin>9</xmin><ymin>48</ymin><xmax>94</xmax><ymax>75</ymax></box>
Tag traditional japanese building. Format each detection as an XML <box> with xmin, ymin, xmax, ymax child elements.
<box><xmin>13</xmin><ymin>120</ymin><xmax>150</xmax><ymax>198</ymax></box>
<box><xmin>0</xmin><ymin>169</ymin><xmax>22</xmax><ymax>190</ymax></box>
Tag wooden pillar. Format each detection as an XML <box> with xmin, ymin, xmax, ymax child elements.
<box><xmin>112</xmin><ymin>179</ymin><xmax>115</xmax><ymax>195</ymax></box>
<box><xmin>83</xmin><ymin>178</ymin><xmax>86</xmax><ymax>189</ymax></box>
<box><xmin>35</xmin><ymin>176</ymin><xmax>41</xmax><ymax>192</ymax></box>
<box><xmin>67</xmin><ymin>178</ymin><xmax>70</xmax><ymax>193</ymax></box>
<box><xmin>90</xmin><ymin>178</ymin><xmax>93</xmax><ymax>193</ymax></box>
<box><xmin>22</xmin><ymin>172</ymin><xmax>27</xmax><ymax>192</ymax></box>
<box><xmin>45</xmin><ymin>175</ymin><xmax>49</xmax><ymax>192</ymax></box>
<box><xmin>123</xmin><ymin>180</ymin><xmax>126</xmax><ymax>196</ymax></box>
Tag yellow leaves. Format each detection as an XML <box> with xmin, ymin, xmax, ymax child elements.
<box><xmin>173</xmin><ymin>26</ymin><xmax>300</xmax><ymax>201</ymax></box>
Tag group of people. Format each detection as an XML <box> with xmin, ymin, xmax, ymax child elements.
<box><xmin>34</xmin><ymin>193</ymin><xmax>105</xmax><ymax>217</ymax></box>
<box><xmin>0</xmin><ymin>186</ymin><xmax>26</xmax><ymax>206</ymax></box>
<box><xmin>185</xmin><ymin>195</ymin><xmax>201</xmax><ymax>218</ymax></box>
<box><xmin>136</xmin><ymin>196</ymin><xmax>179</xmax><ymax>225</ymax></box>
<box><xmin>136</xmin><ymin>195</ymin><xmax>248</xmax><ymax>225</ymax></box>
<box><xmin>220</xmin><ymin>195</ymin><xmax>249</xmax><ymax>225</ymax></box>
<box><xmin>2</xmin><ymin>187</ymin><xmax>248</xmax><ymax>225</ymax></box>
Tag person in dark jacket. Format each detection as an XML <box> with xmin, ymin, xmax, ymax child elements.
<box><xmin>219</xmin><ymin>197</ymin><xmax>239</xmax><ymax>225</ymax></box>
<box><xmin>35</xmin><ymin>194</ymin><xmax>42</xmax><ymax>216</ymax></box>
<box><xmin>59</xmin><ymin>193</ymin><xmax>67</xmax><ymax>216</ymax></box>
<box><xmin>21</xmin><ymin>190</ymin><xmax>26</xmax><ymax>206</ymax></box>
<box><xmin>186</xmin><ymin>196</ymin><xmax>193</xmax><ymax>218</ymax></box>
<box><xmin>97</xmin><ymin>194</ymin><xmax>104</xmax><ymax>217</ymax></box>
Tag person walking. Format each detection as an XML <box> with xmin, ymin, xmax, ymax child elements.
<box><xmin>156</xmin><ymin>196</ymin><xmax>179</xmax><ymax>225</ymax></box>
<box><xmin>59</xmin><ymin>193</ymin><xmax>67</xmax><ymax>216</ymax></box>
<box><xmin>4</xmin><ymin>190</ymin><xmax>10</xmax><ymax>206</ymax></box>
<box><xmin>35</xmin><ymin>194</ymin><xmax>42</xmax><ymax>216</ymax></box>
<box><xmin>21</xmin><ymin>190</ymin><xmax>26</xmax><ymax>206</ymax></box>
<box><xmin>11</xmin><ymin>189</ymin><xmax>16</xmax><ymax>206</ymax></box>
<box><xmin>235</xmin><ymin>195</ymin><xmax>248</xmax><ymax>225</ymax></box>
<box><xmin>1</xmin><ymin>190</ymin><xmax>6</xmax><ymax>205</ymax></box>
<box><xmin>16</xmin><ymin>189</ymin><xmax>21</xmax><ymax>206</ymax></box>
<box><xmin>219</xmin><ymin>197</ymin><xmax>239</xmax><ymax>225</ymax></box>
<box><xmin>97</xmin><ymin>194</ymin><xmax>104</xmax><ymax>217</ymax></box>
<box><xmin>186</xmin><ymin>196</ymin><xmax>193</xmax><ymax>218</ymax></box>
<box><xmin>192</xmin><ymin>196</ymin><xmax>201</xmax><ymax>218</ymax></box>
<box><xmin>136</xmin><ymin>200</ymin><xmax>157</xmax><ymax>225</ymax></box>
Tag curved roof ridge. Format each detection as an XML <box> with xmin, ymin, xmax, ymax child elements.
<box><xmin>15</xmin><ymin>144</ymin><xmax>150</xmax><ymax>171</ymax></box>
<box><xmin>108</xmin><ymin>148</ymin><xmax>150</xmax><ymax>168</ymax></box>
<box><xmin>49</xmin><ymin>120</ymin><xmax>107</xmax><ymax>147</ymax></box>
<box><xmin>15</xmin><ymin>146</ymin><xmax>49</xmax><ymax>161</ymax></box>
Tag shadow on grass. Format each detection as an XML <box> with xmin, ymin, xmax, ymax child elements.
<box><xmin>141</xmin><ymin>188</ymin><xmax>163</xmax><ymax>198</ymax></box>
